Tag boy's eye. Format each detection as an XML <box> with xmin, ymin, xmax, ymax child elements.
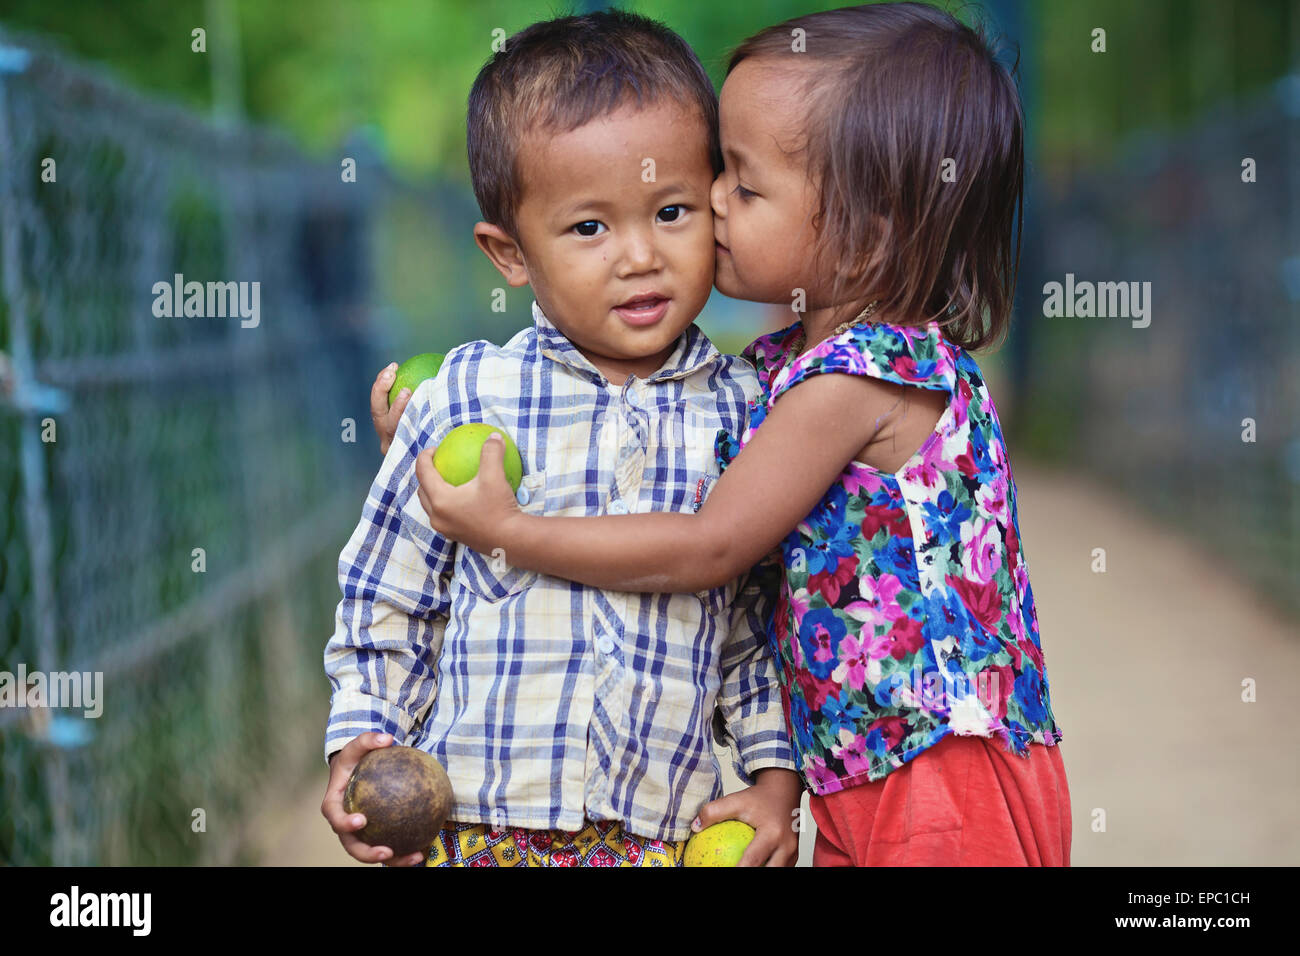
<box><xmin>573</xmin><ymin>220</ymin><xmax>605</xmax><ymax>237</ymax></box>
<box><xmin>656</xmin><ymin>204</ymin><xmax>684</xmax><ymax>223</ymax></box>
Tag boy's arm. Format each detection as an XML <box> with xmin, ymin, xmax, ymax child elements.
<box><xmin>713</xmin><ymin>552</ymin><xmax>798</xmax><ymax>785</ymax></box>
<box><xmin>702</xmin><ymin>553</ymin><xmax>803</xmax><ymax>866</ymax></box>
<box><xmin>324</xmin><ymin>379</ymin><xmax>455</xmax><ymax>764</ymax></box>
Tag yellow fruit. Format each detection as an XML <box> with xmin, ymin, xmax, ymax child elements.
<box><xmin>433</xmin><ymin>423</ymin><xmax>523</xmax><ymax>493</ymax></box>
<box><xmin>389</xmin><ymin>352</ymin><xmax>445</xmax><ymax>406</ymax></box>
<box><xmin>683</xmin><ymin>820</ymin><xmax>756</xmax><ymax>867</ymax></box>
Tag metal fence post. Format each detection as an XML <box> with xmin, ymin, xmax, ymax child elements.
<box><xmin>0</xmin><ymin>38</ymin><xmax>74</xmax><ymax>866</ymax></box>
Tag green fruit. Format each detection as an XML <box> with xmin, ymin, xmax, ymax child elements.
<box><xmin>433</xmin><ymin>423</ymin><xmax>523</xmax><ymax>493</ymax></box>
<box><xmin>389</xmin><ymin>352</ymin><xmax>445</xmax><ymax>406</ymax></box>
<box><xmin>342</xmin><ymin>746</ymin><xmax>454</xmax><ymax>856</ymax></box>
<box><xmin>683</xmin><ymin>820</ymin><xmax>756</xmax><ymax>867</ymax></box>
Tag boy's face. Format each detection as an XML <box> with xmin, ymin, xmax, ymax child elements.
<box><xmin>479</xmin><ymin>100</ymin><xmax>716</xmax><ymax>383</ymax></box>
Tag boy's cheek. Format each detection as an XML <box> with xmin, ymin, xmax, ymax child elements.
<box><xmin>680</xmin><ymin>228</ymin><xmax>721</xmax><ymax>291</ymax></box>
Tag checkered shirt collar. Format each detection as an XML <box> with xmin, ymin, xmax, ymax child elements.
<box><xmin>531</xmin><ymin>299</ymin><xmax>720</xmax><ymax>385</ymax></box>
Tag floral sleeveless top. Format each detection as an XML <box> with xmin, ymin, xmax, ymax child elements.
<box><xmin>715</xmin><ymin>318</ymin><xmax>1064</xmax><ymax>795</ymax></box>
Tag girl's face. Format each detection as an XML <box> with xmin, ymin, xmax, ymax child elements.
<box><xmin>711</xmin><ymin>59</ymin><xmax>829</xmax><ymax>308</ymax></box>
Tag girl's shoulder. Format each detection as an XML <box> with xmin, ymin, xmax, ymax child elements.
<box><xmin>770</xmin><ymin>317</ymin><xmax>960</xmax><ymax>400</ymax></box>
<box><xmin>740</xmin><ymin>321</ymin><xmax>801</xmax><ymax>387</ymax></box>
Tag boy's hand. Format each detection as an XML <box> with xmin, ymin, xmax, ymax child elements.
<box><xmin>690</xmin><ymin>768</ymin><xmax>803</xmax><ymax>867</ymax></box>
<box><xmin>321</xmin><ymin>731</ymin><xmax>428</xmax><ymax>867</ymax></box>
<box><xmin>415</xmin><ymin>433</ymin><xmax>523</xmax><ymax>554</ymax></box>
<box><xmin>370</xmin><ymin>362</ymin><xmax>413</xmax><ymax>456</ymax></box>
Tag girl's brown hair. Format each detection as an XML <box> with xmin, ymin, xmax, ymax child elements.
<box><xmin>729</xmin><ymin>2</ymin><xmax>1023</xmax><ymax>351</ymax></box>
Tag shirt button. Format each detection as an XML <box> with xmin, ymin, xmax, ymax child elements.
<box><xmin>625</xmin><ymin>388</ymin><xmax>640</xmax><ymax>408</ymax></box>
<box><xmin>608</xmin><ymin>499</ymin><xmax>628</xmax><ymax>515</ymax></box>
<box><xmin>516</xmin><ymin>485</ymin><xmax>530</xmax><ymax>505</ymax></box>
<box><xmin>596</xmin><ymin>634</ymin><xmax>615</xmax><ymax>655</ymax></box>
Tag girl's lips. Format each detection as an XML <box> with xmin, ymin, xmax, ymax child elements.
<box><xmin>613</xmin><ymin>296</ymin><xmax>670</xmax><ymax>327</ymax></box>
<box><xmin>715</xmin><ymin>241</ymin><xmax>730</xmax><ymax>255</ymax></box>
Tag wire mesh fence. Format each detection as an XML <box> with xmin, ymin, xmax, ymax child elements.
<box><xmin>0</xmin><ymin>29</ymin><xmax>472</xmax><ymax>864</ymax></box>
<box><xmin>1016</xmin><ymin>75</ymin><xmax>1300</xmax><ymax>617</ymax></box>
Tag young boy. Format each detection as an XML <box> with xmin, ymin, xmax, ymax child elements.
<box><xmin>321</xmin><ymin>10</ymin><xmax>800</xmax><ymax>867</ymax></box>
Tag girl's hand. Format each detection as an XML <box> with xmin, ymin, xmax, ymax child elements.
<box><xmin>690</xmin><ymin>768</ymin><xmax>803</xmax><ymax>866</ymax></box>
<box><xmin>370</xmin><ymin>362</ymin><xmax>413</xmax><ymax>456</ymax></box>
<box><xmin>415</xmin><ymin>432</ymin><xmax>523</xmax><ymax>554</ymax></box>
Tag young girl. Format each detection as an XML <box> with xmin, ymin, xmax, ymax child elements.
<box><xmin>414</xmin><ymin>2</ymin><xmax>1070</xmax><ymax>866</ymax></box>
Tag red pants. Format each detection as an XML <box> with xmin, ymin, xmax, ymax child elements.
<box><xmin>809</xmin><ymin>733</ymin><xmax>1071</xmax><ymax>866</ymax></box>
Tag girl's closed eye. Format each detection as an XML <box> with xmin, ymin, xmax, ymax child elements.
<box><xmin>732</xmin><ymin>183</ymin><xmax>758</xmax><ymax>201</ymax></box>
<box><xmin>572</xmin><ymin>220</ymin><xmax>606</xmax><ymax>237</ymax></box>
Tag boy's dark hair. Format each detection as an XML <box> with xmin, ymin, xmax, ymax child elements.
<box><xmin>729</xmin><ymin>2</ymin><xmax>1023</xmax><ymax>351</ymax></box>
<box><xmin>467</xmin><ymin>9</ymin><xmax>720</xmax><ymax>242</ymax></box>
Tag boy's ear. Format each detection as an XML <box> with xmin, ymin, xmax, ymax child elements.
<box><xmin>473</xmin><ymin>222</ymin><xmax>531</xmax><ymax>288</ymax></box>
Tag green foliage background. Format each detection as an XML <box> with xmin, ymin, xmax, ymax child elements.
<box><xmin>3</xmin><ymin>0</ymin><xmax>1293</xmax><ymax>179</ymax></box>
<box><xmin>5</xmin><ymin>0</ymin><xmax>1292</xmax><ymax>358</ymax></box>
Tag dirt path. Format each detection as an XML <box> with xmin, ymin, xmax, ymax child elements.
<box><xmin>1011</xmin><ymin>464</ymin><xmax>1299</xmax><ymax>866</ymax></box>
<box><xmin>256</xmin><ymin>463</ymin><xmax>1300</xmax><ymax>866</ymax></box>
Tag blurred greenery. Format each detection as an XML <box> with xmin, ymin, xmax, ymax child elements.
<box><xmin>2</xmin><ymin>0</ymin><xmax>1294</xmax><ymax>181</ymax></box>
<box><xmin>5</xmin><ymin>0</ymin><xmax>1291</xmax><ymax>357</ymax></box>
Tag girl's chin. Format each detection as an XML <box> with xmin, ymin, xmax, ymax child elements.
<box><xmin>713</xmin><ymin>276</ymin><xmax>778</xmax><ymax>306</ymax></box>
<box><xmin>712</xmin><ymin>259</ymin><xmax>786</xmax><ymax>304</ymax></box>
<box><xmin>711</xmin><ymin>266</ymin><xmax>747</xmax><ymax>300</ymax></box>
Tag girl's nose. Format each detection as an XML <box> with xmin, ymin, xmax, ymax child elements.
<box><xmin>710</xmin><ymin>174</ymin><xmax>728</xmax><ymax>219</ymax></box>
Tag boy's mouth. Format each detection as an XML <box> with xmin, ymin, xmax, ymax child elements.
<box><xmin>613</xmin><ymin>293</ymin><xmax>670</xmax><ymax>327</ymax></box>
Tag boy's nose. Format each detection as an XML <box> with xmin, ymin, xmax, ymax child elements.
<box><xmin>617</xmin><ymin>229</ymin><xmax>659</xmax><ymax>275</ymax></box>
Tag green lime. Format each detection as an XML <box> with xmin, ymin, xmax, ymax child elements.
<box><xmin>389</xmin><ymin>352</ymin><xmax>445</xmax><ymax>406</ymax></box>
<box><xmin>433</xmin><ymin>423</ymin><xmax>523</xmax><ymax>493</ymax></box>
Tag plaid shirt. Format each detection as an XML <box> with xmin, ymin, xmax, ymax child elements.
<box><xmin>324</xmin><ymin>300</ymin><xmax>796</xmax><ymax>840</ymax></box>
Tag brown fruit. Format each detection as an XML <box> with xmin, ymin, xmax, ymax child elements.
<box><xmin>343</xmin><ymin>746</ymin><xmax>454</xmax><ymax>856</ymax></box>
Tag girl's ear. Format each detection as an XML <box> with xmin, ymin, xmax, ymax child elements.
<box><xmin>473</xmin><ymin>222</ymin><xmax>531</xmax><ymax>287</ymax></box>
